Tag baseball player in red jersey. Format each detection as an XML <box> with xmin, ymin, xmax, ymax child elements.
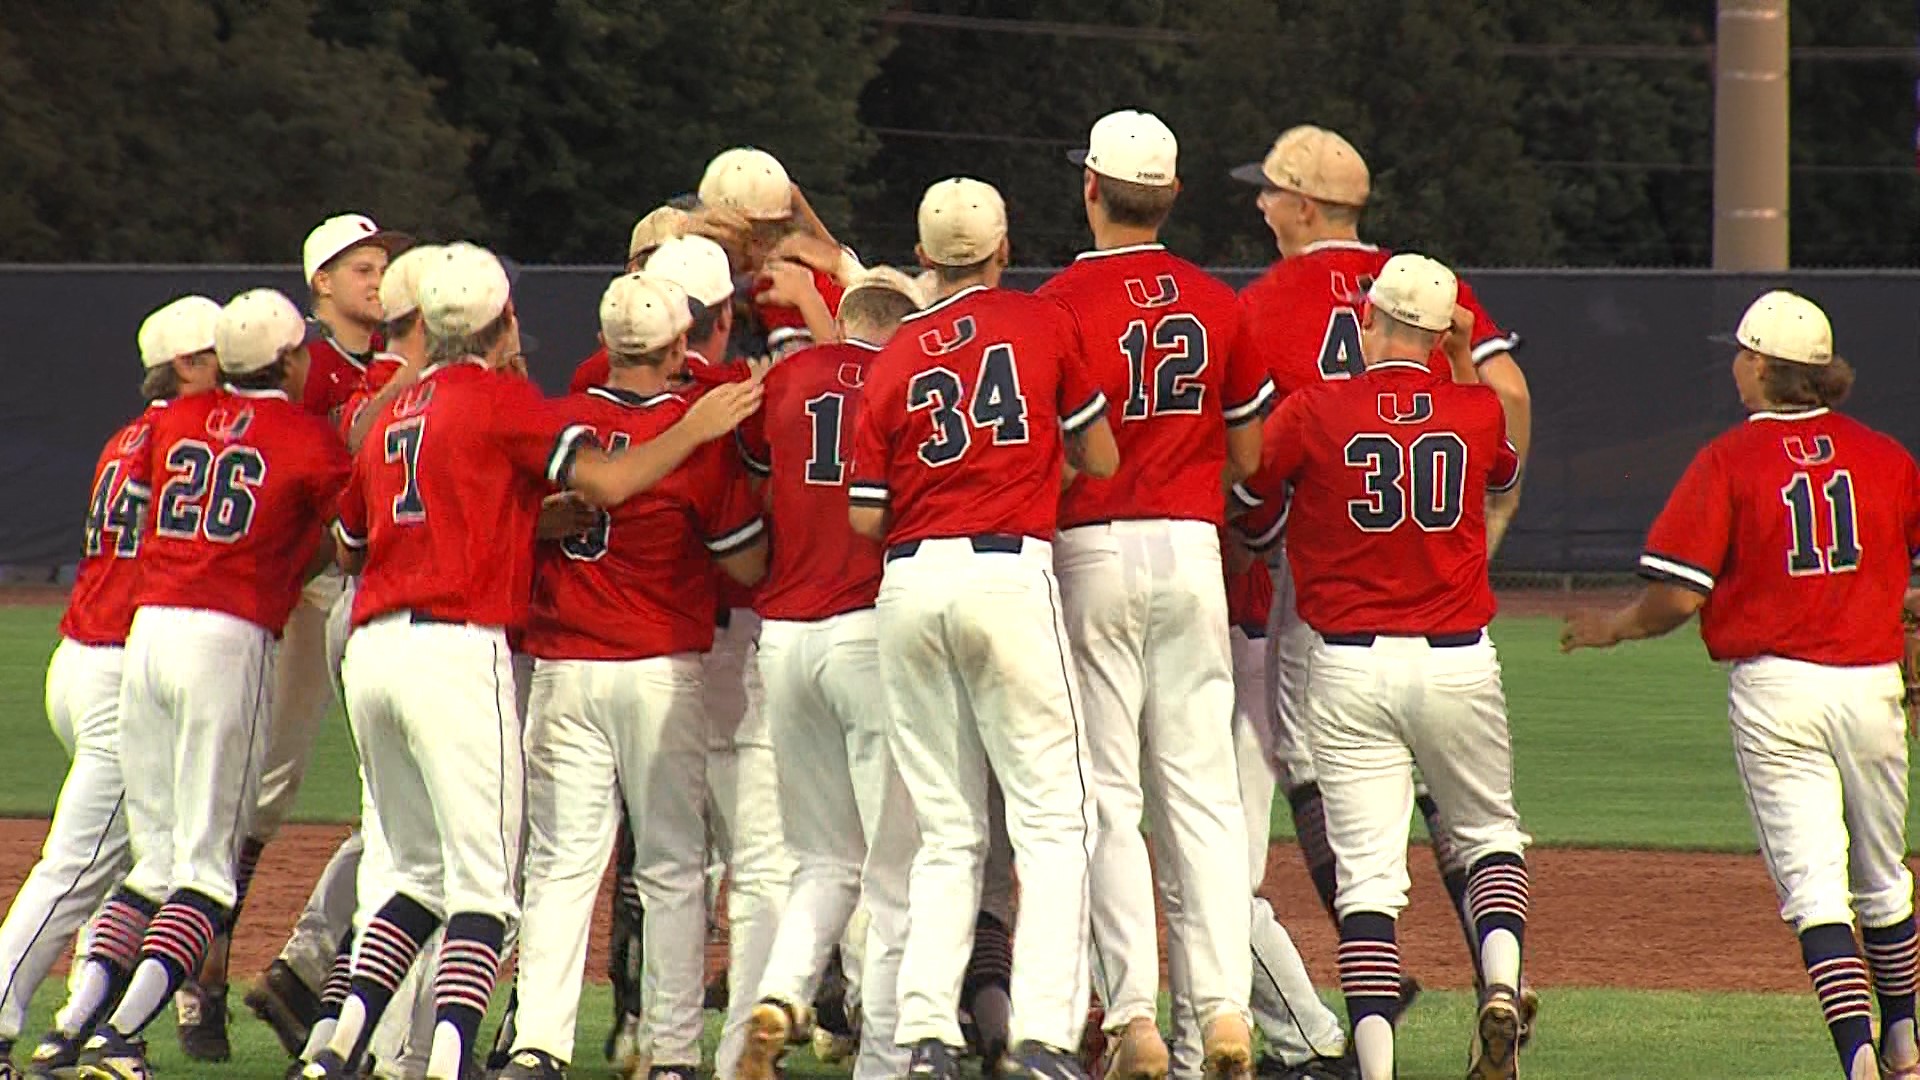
<box><xmin>567</xmin><ymin>205</ymin><xmax>699</xmax><ymax>396</ymax></box>
<box><xmin>4</xmin><ymin>298</ymin><xmax>220</xmax><ymax>1077</ymax></box>
<box><xmin>1035</xmin><ymin>109</ymin><xmax>1271</xmax><ymax>1080</ymax></box>
<box><xmin>215</xmin><ymin>213</ymin><xmax>414</xmax><ymax>1061</ymax></box>
<box><xmin>499</xmin><ymin>272</ymin><xmax>769</xmax><ymax>1080</ymax></box>
<box><xmin>848</xmin><ymin>177</ymin><xmax>1119</xmax><ymax>1080</ymax></box>
<box><xmin>309</xmin><ymin>243</ymin><xmax>762</xmax><ymax>1080</ymax></box>
<box><xmin>54</xmin><ymin>289</ymin><xmax>351</xmax><ymax>1080</ymax></box>
<box><xmin>1230</xmin><ymin>126</ymin><xmax>1532</xmax><ymax>1024</ymax></box>
<box><xmin>734</xmin><ymin>269</ymin><xmax>927</xmax><ymax>1080</ymax></box>
<box><xmin>700</xmin><ymin>148</ymin><xmax>848</xmax><ymax>344</ymax></box>
<box><xmin>1564</xmin><ymin>292</ymin><xmax>1920</xmax><ymax>1080</ymax></box>
<box><xmin>1236</xmin><ymin>256</ymin><xmax>1529</xmax><ymax>1080</ymax></box>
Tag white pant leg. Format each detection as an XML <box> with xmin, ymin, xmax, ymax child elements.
<box><xmin>283</xmin><ymin>831</ymin><xmax>363</xmax><ymax>992</ymax></box>
<box><xmin>342</xmin><ymin>621</ymin><xmax>445</xmax><ymax>918</ymax></box>
<box><xmin>117</xmin><ymin>614</ymin><xmax>180</xmax><ymax>906</ymax></box>
<box><xmin>1264</xmin><ymin>552</ymin><xmax>1316</xmax><ymax>791</ymax></box>
<box><xmin>1302</xmin><ymin>638</ymin><xmax>1414</xmax><ymax>920</ymax></box>
<box><xmin>704</xmin><ymin>617</ymin><xmax>747</xmax><ymax>889</ymax></box>
<box><xmin>755</xmin><ymin>615</ymin><xmax>868</xmax><ymax>1007</ymax></box>
<box><xmin>512</xmin><ymin>660</ymin><xmax>621</xmax><ymax>1065</ymax></box>
<box><xmin>945</xmin><ymin>541</ymin><xmax>1096</xmax><ymax>1054</ymax></box>
<box><xmin>123</xmin><ymin>608</ymin><xmax>275</xmax><ymax>909</ymax></box>
<box><xmin>1055</xmin><ymin>526</ymin><xmax>1156</xmax><ymax>1029</ymax></box>
<box><xmin>880</xmin><ymin>556</ymin><xmax>990</xmax><ymax>1050</ymax></box>
<box><xmin>978</xmin><ymin>782</ymin><xmax>1016</xmax><ymax>935</ymax></box>
<box><xmin>1730</xmin><ymin>659</ymin><xmax>1911</xmax><ymax>931</ymax></box>
<box><xmin>1833</xmin><ymin>667</ymin><xmax>1914</xmax><ymax>928</ymax></box>
<box><xmin>253</xmin><ymin>580</ymin><xmax>341</xmax><ymax>843</ymax></box>
<box><xmin>1399</xmin><ymin>638</ymin><xmax>1528</xmax><ymax>877</ymax></box>
<box><xmin>1137</xmin><ymin>524</ymin><xmax>1248</xmax><ymax>1026</ymax></box>
<box><xmin>0</xmin><ymin>641</ymin><xmax>132</xmax><ymax>1040</ymax></box>
<box><xmin>855</xmin><ymin>744</ymin><xmax>919</xmax><ymax>1080</ymax></box>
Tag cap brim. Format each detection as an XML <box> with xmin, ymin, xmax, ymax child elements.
<box><xmin>1229</xmin><ymin>162</ymin><xmax>1270</xmax><ymax>186</ymax></box>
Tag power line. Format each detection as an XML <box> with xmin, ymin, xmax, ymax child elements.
<box><xmin>875</xmin><ymin>10</ymin><xmax>1919</xmax><ymax>63</ymax></box>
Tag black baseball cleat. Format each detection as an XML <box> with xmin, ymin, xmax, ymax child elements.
<box><xmin>1255</xmin><ymin>1052</ymin><xmax>1359</xmax><ymax>1080</ymax></box>
<box><xmin>906</xmin><ymin>1039</ymin><xmax>961</xmax><ymax>1080</ymax></box>
<box><xmin>25</xmin><ymin>1030</ymin><xmax>84</xmax><ymax>1078</ymax></box>
<box><xmin>484</xmin><ymin>990</ymin><xmax>520</xmax><ymax>1071</ymax></box>
<box><xmin>647</xmin><ymin>1066</ymin><xmax>698</xmax><ymax>1080</ymax></box>
<box><xmin>496</xmin><ymin>1048</ymin><xmax>567</xmax><ymax>1079</ymax></box>
<box><xmin>175</xmin><ymin>981</ymin><xmax>232</xmax><ymax>1062</ymax></box>
<box><xmin>245</xmin><ymin>960</ymin><xmax>322</xmax><ymax>1059</ymax></box>
<box><xmin>1004</xmin><ymin>1041</ymin><xmax>1089</xmax><ymax>1080</ymax></box>
<box><xmin>297</xmin><ymin>1048</ymin><xmax>350</xmax><ymax>1079</ymax></box>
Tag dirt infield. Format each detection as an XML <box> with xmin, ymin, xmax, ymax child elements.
<box><xmin>0</xmin><ymin>818</ymin><xmax>1838</xmax><ymax>994</ymax></box>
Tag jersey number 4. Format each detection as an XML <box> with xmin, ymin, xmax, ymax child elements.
<box><xmin>909</xmin><ymin>344</ymin><xmax>1029</xmax><ymax>467</ymax></box>
<box><xmin>1344</xmin><ymin>433</ymin><xmax>1466</xmax><ymax>532</ymax></box>
<box><xmin>562</xmin><ymin>432</ymin><xmax>631</xmax><ymax>562</ymax></box>
<box><xmin>154</xmin><ymin>441</ymin><xmax>266</xmax><ymax>543</ymax></box>
<box><xmin>84</xmin><ymin>463</ymin><xmax>147</xmax><ymax>559</ymax></box>
<box><xmin>1781</xmin><ymin>470</ymin><xmax>1861</xmax><ymax>575</ymax></box>
<box><xmin>1118</xmin><ymin>314</ymin><xmax>1207</xmax><ymax>419</ymax></box>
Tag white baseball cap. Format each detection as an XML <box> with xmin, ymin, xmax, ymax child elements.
<box><xmin>1069</xmin><ymin>110</ymin><xmax>1178</xmax><ymax>187</ymax></box>
<box><xmin>138</xmin><ymin>295</ymin><xmax>222</xmax><ymax>369</ymax></box>
<box><xmin>302</xmin><ymin>213</ymin><xmax>409</xmax><ymax>284</ymax></box>
<box><xmin>216</xmin><ymin>289</ymin><xmax>308</xmax><ymax>374</ymax></box>
<box><xmin>378</xmin><ymin>244</ymin><xmax>445</xmax><ymax>322</ymax></box>
<box><xmin>601</xmin><ymin>272</ymin><xmax>693</xmax><ymax>355</ymax></box>
<box><xmin>418</xmin><ymin>243</ymin><xmax>513</xmax><ymax>337</ymax></box>
<box><xmin>643</xmin><ymin>236</ymin><xmax>735</xmax><ymax>308</ymax></box>
<box><xmin>698</xmin><ymin>148</ymin><xmax>793</xmax><ymax>221</ymax></box>
<box><xmin>629</xmin><ymin>205</ymin><xmax>692</xmax><ymax>259</ymax></box>
<box><xmin>1720</xmin><ymin>290</ymin><xmax>1835</xmax><ymax>366</ymax></box>
<box><xmin>1230</xmin><ymin>125</ymin><xmax>1371</xmax><ymax>207</ymax></box>
<box><xmin>1366</xmin><ymin>254</ymin><xmax>1457</xmax><ymax>333</ymax></box>
<box><xmin>917</xmin><ymin>178</ymin><xmax>1008</xmax><ymax>267</ymax></box>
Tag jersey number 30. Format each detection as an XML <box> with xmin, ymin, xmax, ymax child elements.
<box><xmin>1344</xmin><ymin>433</ymin><xmax>1466</xmax><ymax>532</ymax></box>
<box><xmin>909</xmin><ymin>344</ymin><xmax>1029</xmax><ymax>467</ymax></box>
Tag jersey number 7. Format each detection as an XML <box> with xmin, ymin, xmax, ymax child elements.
<box><xmin>909</xmin><ymin>344</ymin><xmax>1030</xmax><ymax>467</ymax></box>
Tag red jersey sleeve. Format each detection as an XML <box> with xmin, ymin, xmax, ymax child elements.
<box><xmin>569</xmin><ymin>350</ymin><xmax>610</xmax><ymax>396</ymax></box>
<box><xmin>847</xmin><ymin>366</ymin><xmax>899</xmax><ymax>511</ymax></box>
<box><xmin>694</xmin><ymin>446</ymin><xmax>768</xmax><ymax>558</ymax></box>
<box><xmin>489</xmin><ymin>376</ymin><xmax>599</xmax><ymax>486</ymax></box>
<box><xmin>334</xmin><ymin>457</ymin><xmax>369</xmax><ymax>552</ymax></box>
<box><xmin>1457</xmin><ymin>279</ymin><xmax>1520</xmax><ymax>365</ymax></box>
<box><xmin>1054</xmin><ymin>307</ymin><xmax>1109</xmax><ymax>436</ymax></box>
<box><xmin>736</xmin><ymin>396</ymin><xmax>772</xmax><ymax>479</ymax></box>
<box><xmin>1219</xmin><ymin>308</ymin><xmax>1277</xmax><ymax>427</ymax></box>
<box><xmin>309</xmin><ymin>426</ymin><xmax>353</xmax><ymax>519</ymax></box>
<box><xmin>1639</xmin><ymin>445</ymin><xmax>1733</xmax><ymax>595</ymax></box>
<box><xmin>1904</xmin><ymin>452</ymin><xmax>1920</xmax><ymax>569</ymax></box>
<box><xmin>1237</xmin><ymin>493</ymin><xmax>1290</xmax><ymax>554</ymax></box>
<box><xmin>1241</xmin><ymin>391</ymin><xmax>1313</xmax><ymax>507</ymax></box>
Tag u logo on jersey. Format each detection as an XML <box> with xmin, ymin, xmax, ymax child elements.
<box><xmin>204</xmin><ymin>406</ymin><xmax>254</xmax><ymax>441</ymax></box>
<box><xmin>918</xmin><ymin>316</ymin><xmax>977</xmax><ymax>357</ymax></box>
<box><xmin>836</xmin><ymin>362</ymin><xmax>866</xmax><ymax>389</ymax></box>
<box><xmin>1332</xmin><ymin>271</ymin><xmax>1376</xmax><ymax>305</ymax></box>
<box><xmin>1124</xmin><ymin>274</ymin><xmax>1180</xmax><ymax>309</ymax></box>
<box><xmin>1376</xmin><ymin>391</ymin><xmax>1434</xmax><ymax>425</ymax></box>
<box><xmin>392</xmin><ymin>382</ymin><xmax>435</xmax><ymax>419</ymax></box>
<box><xmin>1783</xmin><ymin>434</ymin><xmax>1835</xmax><ymax>466</ymax></box>
<box><xmin>117</xmin><ymin>424</ymin><xmax>150</xmax><ymax>454</ymax></box>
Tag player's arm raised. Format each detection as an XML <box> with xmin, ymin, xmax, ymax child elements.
<box><xmin>1480</xmin><ymin>351</ymin><xmax>1531</xmax><ymax>556</ymax></box>
<box><xmin>565</xmin><ymin>380</ymin><xmax>764</xmax><ymax>507</ymax></box>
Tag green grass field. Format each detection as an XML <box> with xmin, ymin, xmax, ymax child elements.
<box><xmin>0</xmin><ymin>606</ymin><xmax>1882</xmax><ymax>1077</ymax></box>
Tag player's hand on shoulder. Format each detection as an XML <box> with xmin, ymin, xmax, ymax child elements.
<box><xmin>682</xmin><ymin>380</ymin><xmax>764</xmax><ymax>442</ymax></box>
<box><xmin>744</xmin><ymin>356</ymin><xmax>776</xmax><ymax>384</ymax></box>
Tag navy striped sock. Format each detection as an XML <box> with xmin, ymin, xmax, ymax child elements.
<box><xmin>1418</xmin><ymin>792</ymin><xmax>1482</xmax><ymax>984</ymax></box>
<box><xmin>114</xmin><ymin>889</ymin><xmax>226</xmax><ymax>1035</ymax></box>
<box><xmin>344</xmin><ymin>893</ymin><xmax>441</xmax><ymax>1062</ymax></box>
<box><xmin>85</xmin><ymin>890</ymin><xmax>159</xmax><ymax>972</ymax></box>
<box><xmin>434</xmin><ymin>913</ymin><xmax>507</xmax><ymax>1071</ymax></box>
<box><xmin>1337</xmin><ymin>911</ymin><xmax>1401</xmax><ymax>1028</ymax></box>
<box><xmin>227</xmin><ymin>837</ymin><xmax>268</xmax><ymax>930</ymax></box>
<box><xmin>1864</xmin><ymin>918</ymin><xmax>1919</xmax><ymax>1057</ymax></box>
<box><xmin>319</xmin><ymin>932</ymin><xmax>356</xmax><ymax>1020</ymax></box>
<box><xmin>1801</xmin><ymin>922</ymin><xmax>1874</xmax><ymax>1073</ymax></box>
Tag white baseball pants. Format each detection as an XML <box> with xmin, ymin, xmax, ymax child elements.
<box><xmin>0</xmin><ymin>640</ymin><xmax>133</xmax><ymax>1041</ymax></box>
<box><xmin>1728</xmin><ymin>657</ymin><xmax>1912</xmax><ymax>931</ymax></box>
<box><xmin>1056</xmin><ymin>519</ymin><xmax>1251</xmax><ymax>1031</ymax></box>
<box><xmin>1304</xmin><ymin>633</ymin><xmax>1528</xmax><ymax>919</ymax></box>
<box><xmin>513</xmin><ymin>654</ymin><xmax>709</xmax><ymax>1068</ymax></box>
<box><xmin>879</xmin><ymin>536</ymin><xmax>1095</xmax><ymax>1054</ymax></box>
<box><xmin>705</xmin><ymin>611</ymin><xmax>795</xmax><ymax>1080</ymax></box>
<box><xmin>119</xmin><ymin>607</ymin><xmax>275</xmax><ymax>910</ymax></box>
<box><xmin>1263</xmin><ymin>551</ymin><xmax>1317</xmax><ymax>791</ymax></box>
<box><xmin>251</xmin><ymin>572</ymin><xmax>345</xmax><ymax>844</ymax></box>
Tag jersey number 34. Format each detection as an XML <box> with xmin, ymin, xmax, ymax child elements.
<box><xmin>909</xmin><ymin>345</ymin><xmax>1030</xmax><ymax>467</ymax></box>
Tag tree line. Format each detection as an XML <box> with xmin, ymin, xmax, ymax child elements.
<box><xmin>3</xmin><ymin>0</ymin><xmax>1915</xmax><ymax>268</ymax></box>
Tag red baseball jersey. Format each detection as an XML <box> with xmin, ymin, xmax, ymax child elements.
<box><xmin>1036</xmin><ymin>245</ymin><xmax>1275</xmax><ymax>529</ymax></box>
<box><xmin>522</xmin><ymin>386</ymin><xmax>764</xmax><ymax>660</ymax></box>
<box><xmin>60</xmin><ymin>406</ymin><xmax>163</xmax><ymax>646</ymax></box>
<box><xmin>1239</xmin><ymin>360</ymin><xmax>1518</xmax><ymax>636</ymax></box>
<box><xmin>1640</xmin><ymin>408</ymin><xmax>1920</xmax><ymax>666</ymax></box>
<box><xmin>1224</xmin><ymin>533</ymin><xmax>1274</xmax><ymax>633</ymax></box>
<box><xmin>569</xmin><ymin>347</ymin><xmax>748</xmax><ymax>396</ymax></box>
<box><xmin>126</xmin><ymin>389</ymin><xmax>350</xmax><ymax>633</ymax></box>
<box><xmin>738</xmin><ymin>340</ymin><xmax>886</xmax><ymax>621</ymax></box>
<box><xmin>301</xmin><ymin>321</ymin><xmax>381</xmax><ymax>425</ymax></box>
<box><xmin>1238</xmin><ymin>240</ymin><xmax>1518</xmax><ymax>398</ymax></box>
<box><xmin>337</xmin><ymin>354</ymin><xmax>407</xmax><ymax>444</ymax></box>
<box><xmin>849</xmin><ymin>285</ymin><xmax>1108</xmax><ymax>547</ymax></box>
<box><xmin>337</xmin><ymin>360</ymin><xmax>597</xmax><ymax>629</ymax></box>
<box><xmin>752</xmin><ymin>266</ymin><xmax>845</xmax><ymax>332</ymax></box>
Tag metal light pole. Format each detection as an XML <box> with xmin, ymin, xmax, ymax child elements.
<box><xmin>1712</xmin><ymin>0</ymin><xmax>1790</xmax><ymax>269</ymax></box>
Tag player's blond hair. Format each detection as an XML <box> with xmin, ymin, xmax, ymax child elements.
<box><xmin>427</xmin><ymin>311</ymin><xmax>513</xmax><ymax>365</ymax></box>
<box><xmin>838</xmin><ymin>285</ymin><xmax>919</xmax><ymax>340</ymax></box>
<box><xmin>1761</xmin><ymin>354</ymin><xmax>1854</xmax><ymax>409</ymax></box>
<box><xmin>1095</xmin><ymin>175</ymin><xmax>1177</xmax><ymax>229</ymax></box>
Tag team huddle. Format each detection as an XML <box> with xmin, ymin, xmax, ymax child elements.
<box><xmin>0</xmin><ymin>107</ymin><xmax>1917</xmax><ymax>1080</ymax></box>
